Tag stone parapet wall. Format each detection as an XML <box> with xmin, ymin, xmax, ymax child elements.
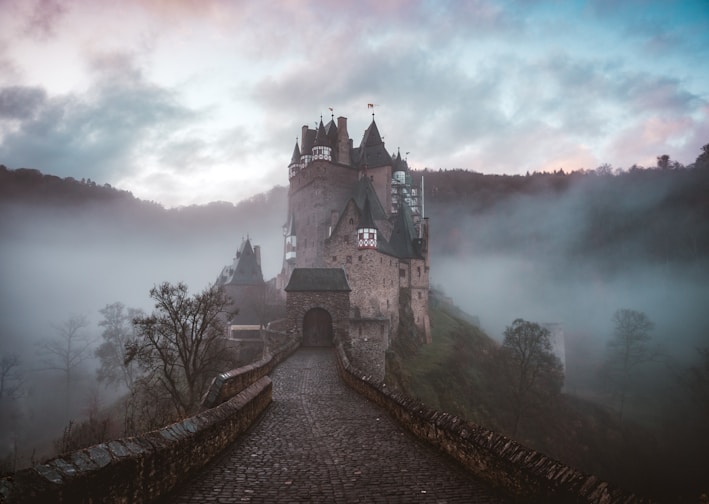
<box><xmin>0</xmin><ymin>377</ymin><xmax>272</xmax><ymax>504</ymax></box>
<box><xmin>334</xmin><ymin>345</ymin><xmax>651</xmax><ymax>504</ymax></box>
<box><xmin>348</xmin><ymin>318</ymin><xmax>388</xmax><ymax>381</ymax></box>
<box><xmin>201</xmin><ymin>334</ymin><xmax>300</xmax><ymax>409</ymax></box>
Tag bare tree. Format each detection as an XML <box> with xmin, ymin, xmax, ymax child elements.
<box><xmin>0</xmin><ymin>354</ymin><xmax>24</xmax><ymax>472</ymax></box>
<box><xmin>38</xmin><ymin>314</ymin><xmax>94</xmax><ymax>410</ymax></box>
<box><xmin>496</xmin><ymin>319</ymin><xmax>564</xmax><ymax>437</ymax></box>
<box><xmin>95</xmin><ymin>302</ymin><xmax>144</xmax><ymax>434</ymax></box>
<box><xmin>0</xmin><ymin>354</ymin><xmax>22</xmax><ymax>399</ymax></box>
<box><xmin>96</xmin><ymin>302</ymin><xmax>143</xmax><ymax>390</ymax></box>
<box><xmin>128</xmin><ymin>282</ymin><xmax>235</xmax><ymax>417</ymax></box>
<box><xmin>602</xmin><ymin>308</ymin><xmax>657</xmax><ymax>423</ymax></box>
<box><xmin>684</xmin><ymin>347</ymin><xmax>709</xmax><ymax>419</ymax></box>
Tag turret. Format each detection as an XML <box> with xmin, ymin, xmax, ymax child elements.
<box><xmin>289</xmin><ymin>141</ymin><xmax>301</xmax><ymax>178</ymax></box>
<box><xmin>312</xmin><ymin>118</ymin><xmax>332</xmax><ymax>161</ymax></box>
<box><xmin>357</xmin><ymin>196</ymin><xmax>378</xmax><ymax>250</ymax></box>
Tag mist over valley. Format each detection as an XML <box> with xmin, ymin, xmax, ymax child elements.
<box><xmin>1</xmin><ymin>163</ymin><xmax>708</xmax><ymax>499</ymax></box>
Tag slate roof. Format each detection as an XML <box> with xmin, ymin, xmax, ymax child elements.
<box><xmin>350</xmin><ymin>175</ymin><xmax>387</xmax><ymax>221</ymax></box>
<box><xmin>325</xmin><ymin>118</ymin><xmax>338</xmax><ymax>145</ymax></box>
<box><xmin>392</xmin><ymin>149</ymin><xmax>409</xmax><ymax>173</ymax></box>
<box><xmin>351</xmin><ymin>120</ymin><xmax>391</xmax><ymax>169</ymax></box>
<box><xmin>314</xmin><ymin>119</ymin><xmax>331</xmax><ymax>147</ymax></box>
<box><xmin>389</xmin><ymin>203</ymin><xmax>422</xmax><ymax>259</ymax></box>
<box><xmin>359</xmin><ymin>195</ymin><xmax>377</xmax><ymax>230</ymax></box>
<box><xmin>290</xmin><ymin>142</ymin><xmax>300</xmax><ymax>165</ymax></box>
<box><xmin>285</xmin><ymin>268</ymin><xmax>351</xmax><ymax>292</ymax></box>
<box><xmin>219</xmin><ymin>238</ymin><xmax>264</xmax><ymax>286</ymax></box>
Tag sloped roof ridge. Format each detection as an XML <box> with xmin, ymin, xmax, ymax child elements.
<box><xmin>359</xmin><ymin>195</ymin><xmax>377</xmax><ymax>229</ymax></box>
<box><xmin>360</xmin><ymin>119</ymin><xmax>383</xmax><ymax>148</ymax></box>
<box><xmin>314</xmin><ymin>119</ymin><xmax>331</xmax><ymax>147</ymax></box>
<box><xmin>390</xmin><ymin>203</ymin><xmax>420</xmax><ymax>258</ymax></box>
<box><xmin>290</xmin><ymin>141</ymin><xmax>301</xmax><ymax>164</ymax></box>
<box><xmin>284</xmin><ymin>268</ymin><xmax>351</xmax><ymax>292</ymax></box>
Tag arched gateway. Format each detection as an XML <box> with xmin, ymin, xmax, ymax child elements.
<box><xmin>302</xmin><ymin>308</ymin><xmax>333</xmax><ymax>346</ymax></box>
<box><xmin>284</xmin><ymin>268</ymin><xmax>351</xmax><ymax>348</ymax></box>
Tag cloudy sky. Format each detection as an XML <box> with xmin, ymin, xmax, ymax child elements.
<box><xmin>1</xmin><ymin>0</ymin><xmax>707</xmax><ymax>207</ymax></box>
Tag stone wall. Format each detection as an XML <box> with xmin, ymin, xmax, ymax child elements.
<box><xmin>0</xmin><ymin>378</ymin><xmax>272</xmax><ymax>504</ymax></box>
<box><xmin>348</xmin><ymin>317</ymin><xmax>388</xmax><ymax>380</ymax></box>
<box><xmin>201</xmin><ymin>334</ymin><xmax>300</xmax><ymax>409</ymax></box>
<box><xmin>0</xmin><ymin>334</ymin><xmax>300</xmax><ymax>504</ymax></box>
<box><xmin>334</xmin><ymin>344</ymin><xmax>652</xmax><ymax>504</ymax></box>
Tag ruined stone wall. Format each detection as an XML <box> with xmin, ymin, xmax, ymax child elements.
<box><xmin>334</xmin><ymin>345</ymin><xmax>650</xmax><ymax>504</ymax></box>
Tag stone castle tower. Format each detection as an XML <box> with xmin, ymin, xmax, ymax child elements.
<box><xmin>278</xmin><ymin>113</ymin><xmax>430</xmax><ymax>377</ymax></box>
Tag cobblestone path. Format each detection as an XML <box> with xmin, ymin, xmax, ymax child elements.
<box><xmin>168</xmin><ymin>348</ymin><xmax>509</xmax><ymax>503</ymax></box>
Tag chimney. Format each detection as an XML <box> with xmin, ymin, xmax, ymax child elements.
<box><xmin>254</xmin><ymin>245</ymin><xmax>261</xmax><ymax>266</ymax></box>
<box><xmin>301</xmin><ymin>125</ymin><xmax>309</xmax><ymax>153</ymax></box>
<box><xmin>337</xmin><ymin>116</ymin><xmax>350</xmax><ymax>166</ymax></box>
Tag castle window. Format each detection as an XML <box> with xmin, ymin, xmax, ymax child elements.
<box><xmin>417</xmin><ymin>266</ymin><xmax>421</xmax><ymax>277</ymax></box>
<box><xmin>332</xmin><ymin>256</ymin><xmax>337</xmax><ymax>262</ymax></box>
<box><xmin>418</xmin><ymin>291</ymin><xmax>422</xmax><ymax>299</ymax></box>
<box><xmin>346</xmin><ymin>255</ymin><xmax>352</xmax><ymax>264</ymax></box>
<box><xmin>344</xmin><ymin>235</ymin><xmax>349</xmax><ymax>244</ymax></box>
<box><xmin>358</xmin><ymin>255</ymin><xmax>363</xmax><ymax>262</ymax></box>
<box><xmin>349</xmin><ymin>218</ymin><xmax>354</xmax><ymax>225</ymax></box>
<box><xmin>400</xmin><ymin>269</ymin><xmax>406</xmax><ymax>278</ymax></box>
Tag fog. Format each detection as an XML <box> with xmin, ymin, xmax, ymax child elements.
<box><xmin>0</xmin><ymin>190</ymin><xmax>286</xmax><ymax>465</ymax></box>
<box><xmin>427</xmin><ymin>171</ymin><xmax>709</xmax><ymax>401</ymax></box>
<box><xmin>2</xmin><ymin>170</ymin><xmax>707</xmax><ymax>485</ymax></box>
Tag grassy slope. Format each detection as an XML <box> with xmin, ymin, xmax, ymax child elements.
<box><xmin>388</xmin><ymin>289</ymin><xmax>700</xmax><ymax>502</ymax></box>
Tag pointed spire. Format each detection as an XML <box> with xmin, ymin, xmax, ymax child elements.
<box><xmin>361</xmin><ymin>119</ymin><xmax>383</xmax><ymax>148</ymax></box>
<box><xmin>359</xmin><ymin>195</ymin><xmax>376</xmax><ymax>230</ymax></box>
<box><xmin>314</xmin><ymin>118</ymin><xmax>330</xmax><ymax>147</ymax></box>
<box><xmin>290</xmin><ymin>140</ymin><xmax>301</xmax><ymax>165</ymax></box>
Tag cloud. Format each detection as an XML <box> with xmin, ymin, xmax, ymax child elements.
<box><xmin>22</xmin><ymin>0</ymin><xmax>68</xmax><ymax>40</ymax></box>
<box><xmin>0</xmin><ymin>86</ymin><xmax>47</xmax><ymax>119</ymax></box>
<box><xmin>0</xmin><ymin>52</ymin><xmax>197</xmax><ymax>181</ymax></box>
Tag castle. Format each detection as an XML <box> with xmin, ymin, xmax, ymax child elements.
<box><xmin>217</xmin><ymin>113</ymin><xmax>431</xmax><ymax>378</ymax></box>
<box><xmin>276</xmin><ymin>113</ymin><xmax>431</xmax><ymax>377</ymax></box>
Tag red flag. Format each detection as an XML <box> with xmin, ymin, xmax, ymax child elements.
<box><xmin>328</xmin><ymin>107</ymin><xmax>333</xmax><ymax>111</ymax></box>
<box><xmin>368</xmin><ymin>103</ymin><xmax>374</xmax><ymax>109</ymax></box>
